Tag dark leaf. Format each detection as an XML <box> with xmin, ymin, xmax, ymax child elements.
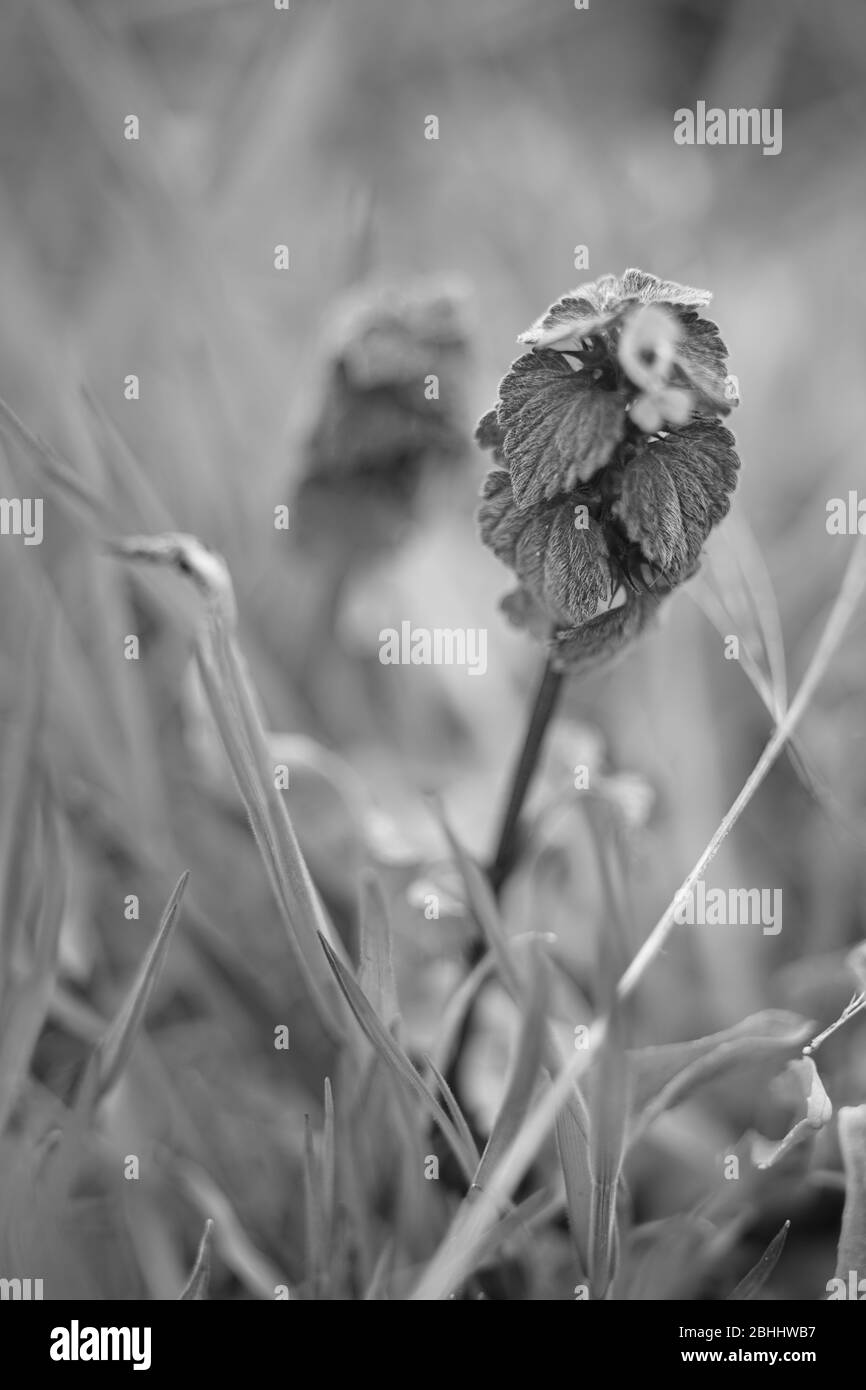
<box><xmin>615</xmin><ymin>419</ymin><xmax>740</xmax><ymax>581</ymax></box>
<box><xmin>478</xmin><ymin>469</ymin><xmax>611</xmax><ymax>626</ymax></box>
<box><xmin>550</xmin><ymin>592</ymin><xmax>660</xmax><ymax>673</ymax></box>
<box><xmin>497</xmin><ymin>351</ymin><xmax>626</xmax><ymax>504</ymax></box>
<box><xmin>614</xmin><ymin>450</ymin><xmax>689</xmax><ymax>574</ymax></box>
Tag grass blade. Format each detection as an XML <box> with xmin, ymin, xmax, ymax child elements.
<box><xmin>556</xmin><ymin>1099</ymin><xmax>593</xmax><ymax>1281</ymax></box>
<box><xmin>179</xmin><ymin>1219</ymin><xmax>215</xmax><ymax>1301</ymax></box>
<box><xmin>358</xmin><ymin>870</ymin><xmax>399</xmax><ymax>1029</ymax></box>
<box><xmin>318</xmin><ymin>934</ymin><xmax>477</xmax><ymax>1185</ymax></box>
<box><xmin>728</xmin><ymin>1222</ymin><xmax>790</xmax><ymax>1300</ymax></box>
<box><xmin>587</xmin><ymin>994</ymin><xmax>629</xmax><ymax>1298</ymax></box>
<box><xmin>112</xmin><ymin>530</ymin><xmax>348</xmax><ymax>1042</ymax></box>
<box><xmin>423</xmin><ymin>1057</ymin><xmax>482</xmax><ymax>1174</ymax></box>
<box><xmin>754</xmin><ymin>1058</ymin><xmax>832</xmax><ymax>1170</ymax></box>
<box><xmin>88</xmin><ymin>870</ymin><xmax>188</xmax><ymax>1101</ymax></box>
<box><xmin>472</xmin><ymin>946</ymin><xmax>547</xmax><ymax>1193</ymax></box>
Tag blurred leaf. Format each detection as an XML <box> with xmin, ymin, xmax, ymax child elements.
<box><xmin>178</xmin><ymin>1160</ymin><xmax>288</xmax><ymax>1301</ymax></box>
<box><xmin>803</xmin><ymin>944</ymin><xmax>866</xmax><ymax>1055</ymax></box>
<box><xmin>588</xmin><ymin>996</ymin><xmax>629</xmax><ymax>1298</ymax></box>
<box><xmin>622</xmin><ymin>1214</ymin><xmax>717</xmax><ymax>1300</ymax></box>
<box><xmin>834</xmin><ymin>1105</ymin><xmax>866</xmax><ymax>1282</ymax></box>
<box><xmin>363</xmin><ymin>1240</ymin><xmax>394</xmax><ymax>1301</ymax></box>
<box><xmin>179</xmin><ymin>1219</ymin><xmax>214</xmax><ymax>1301</ymax></box>
<box><xmin>86</xmin><ymin>870</ymin><xmax>188</xmax><ymax>1102</ymax></box>
<box><xmin>318</xmin><ymin>934</ymin><xmax>477</xmax><ymax>1185</ymax></box>
<box><xmin>0</xmin><ymin>393</ymin><xmax>107</xmax><ymax>536</ymax></box>
<box><xmin>0</xmin><ymin>802</ymin><xmax>65</xmax><ymax>1134</ymax></box>
<box><xmin>435</xmin><ymin>803</ymin><xmax>523</xmax><ymax>1000</ymax></box>
<box><xmin>429</xmin><ymin>952</ymin><xmax>496</xmax><ymax>1076</ymax></box>
<box><xmin>472</xmin><ymin>946</ymin><xmax>547</xmax><ymax>1193</ymax></box>
<box><xmin>439</xmin><ymin>807</ymin><xmax>591</xmax><ymax>1109</ymax></box>
<box><xmin>424</xmin><ymin>1057</ymin><xmax>482</xmax><ymax>1173</ymax></box>
<box><xmin>629</xmin><ymin>1010</ymin><xmax>812</xmax><ymax>1138</ymax></box>
<box><xmin>727</xmin><ymin>1222</ymin><xmax>789</xmax><ymax>1300</ymax></box>
<box><xmin>753</xmin><ymin>1058</ymin><xmax>832</xmax><ymax>1170</ymax></box>
<box><xmin>357</xmin><ymin>870</ymin><xmax>399</xmax><ymax>1030</ymax></box>
<box><xmin>198</xmin><ymin>621</ymin><xmax>346</xmax><ymax>1040</ymax></box>
<box><xmin>114</xmin><ymin>531</ymin><xmax>347</xmax><ymax>1043</ymax></box>
<box><xmin>322</xmin><ymin>1077</ymin><xmax>336</xmax><ymax>1237</ymax></box>
<box><xmin>848</xmin><ymin>942</ymin><xmax>866</xmax><ymax>993</ymax></box>
<box><xmin>303</xmin><ymin>1112</ymin><xmax>326</xmax><ymax>1299</ymax></box>
<box><xmin>0</xmin><ymin>621</ymin><xmax>49</xmax><ymax>973</ymax></box>
<box><xmin>439</xmin><ymin>805</ymin><xmax>595</xmax><ymax>1282</ymax></box>
<box><xmin>467</xmin><ymin>1187</ymin><xmax>550</xmax><ymax>1282</ymax></box>
<box><xmin>556</xmin><ymin>1091</ymin><xmax>593</xmax><ymax>1281</ymax></box>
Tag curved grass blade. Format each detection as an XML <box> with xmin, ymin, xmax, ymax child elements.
<box><xmin>358</xmin><ymin>870</ymin><xmax>399</xmax><ymax>1029</ymax></box>
<box><xmin>423</xmin><ymin>1057</ymin><xmax>482</xmax><ymax>1174</ymax></box>
<box><xmin>87</xmin><ymin>870</ymin><xmax>188</xmax><ymax>1102</ymax></box>
<box><xmin>111</xmin><ymin>532</ymin><xmax>348</xmax><ymax>1043</ymax></box>
<box><xmin>303</xmin><ymin>1112</ymin><xmax>326</xmax><ymax>1299</ymax></box>
<box><xmin>587</xmin><ymin>994</ymin><xmax>629</xmax><ymax>1298</ymax></box>
<box><xmin>318</xmin><ymin>934</ymin><xmax>477</xmax><ymax>1185</ymax></box>
<box><xmin>472</xmin><ymin>946</ymin><xmax>547</xmax><ymax>1194</ymax></box>
<box><xmin>364</xmin><ymin>1240</ymin><xmax>394</xmax><ymax>1301</ymax></box>
<box><xmin>728</xmin><ymin>1221</ymin><xmax>790</xmax><ymax>1300</ymax></box>
<box><xmin>179</xmin><ymin>1219</ymin><xmax>215</xmax><ymax>1301</ymax></box>
<box><xmin>177</xmin><ymin>1160</ymin><xmax>289</xmax><ymax>1300</ymax></box>
<box><xmin>631</xmin><ymin>1011</ymin><xmax>812</xmax><ymax>1142</ymax></box>
<box><xmin>754</xmin><ymin>1058</ymin><xmax>831</xmax><ymax>1170</ymax></box>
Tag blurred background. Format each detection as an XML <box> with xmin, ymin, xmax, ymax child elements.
<box><xmin>0</xmin><ymin>0</ymin><xmax>864</xmax><ymax>1300</ymax></box>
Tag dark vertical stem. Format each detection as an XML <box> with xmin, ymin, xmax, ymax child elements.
<box><xmin>487</xmin><ymin>656</ymin><xmax>565</xmax><ymax>900</ymax></box>
<box><xmin>445</xmin><ymin>657</ymin><xmax>565</xmax><ymax>1110</ymax></box>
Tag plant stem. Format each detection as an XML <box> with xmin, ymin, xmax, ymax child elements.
<box><xmin>487</xmin><ymin>656</ymin><xmax>565</xmax><ymax>899</ymax></box>
<box><xmin>445</xmin><ymin>656</ymin><xmax>564</xmax><ymax>1104</ymax></box>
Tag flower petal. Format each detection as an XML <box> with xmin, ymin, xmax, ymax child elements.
<box><xmin>617</xmin><ymin>304</ymin><xmax>680</xmax><ymax>390</ymax></box>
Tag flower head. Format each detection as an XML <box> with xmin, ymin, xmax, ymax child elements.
<box><xmin>296</xmin><ymin>278</ymin><xmax>472</xmax><ymax>555</ymax></box>
<box><xmin>476</xmin><ymin>269</ymin><xmax>741</xmax><ymax>670</ymax></box>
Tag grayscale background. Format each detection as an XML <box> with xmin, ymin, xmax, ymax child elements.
<box><xmin>0</xmin><ymin>0</ymin><xmax>864</xmax><ymax>1302</ymax></box>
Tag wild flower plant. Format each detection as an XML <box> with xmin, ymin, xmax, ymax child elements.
<box><xmin>0</xmin><ymin>260</ymin><xmax>865</xmax><ymax>1308</ymax></box>
<box><xmin>477</xmin><ymin>270</ymin><xmax>740</xmax><ymax>671</ymax></box>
